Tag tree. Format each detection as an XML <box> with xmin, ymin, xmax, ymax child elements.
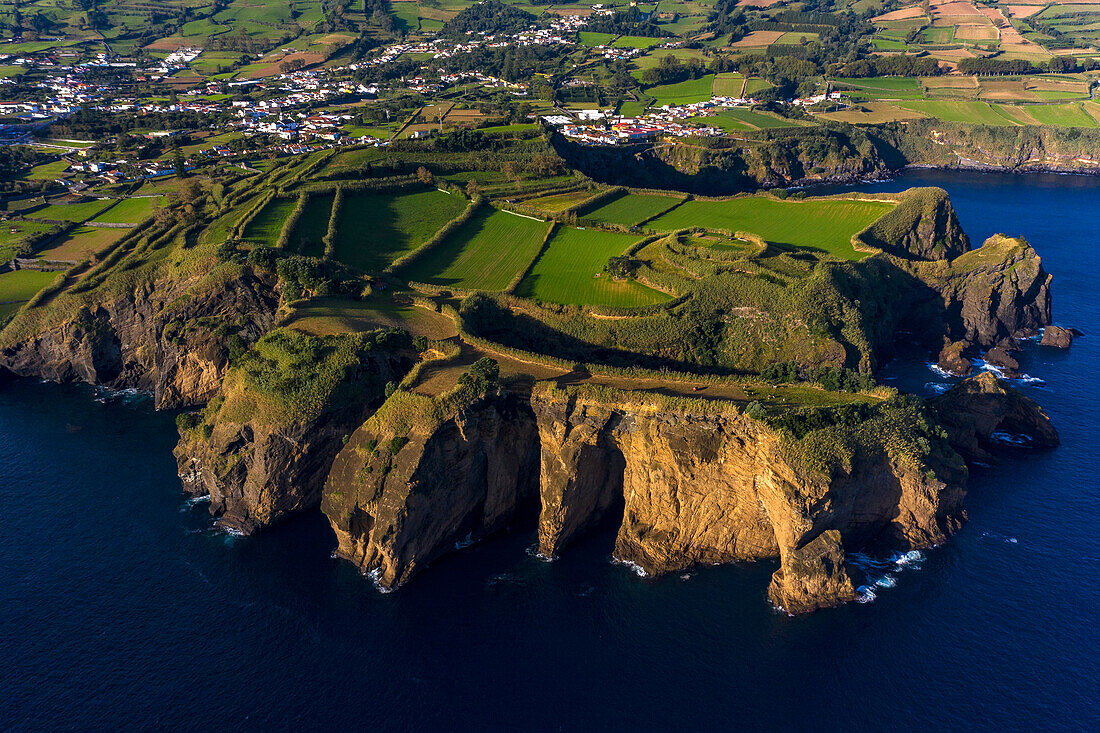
<box><xmin>416</xmin><ymin>166</ymin><xmax>433</xmax><ymax>185</ymax></box>
<box><xmin>172</xmin><ymin>149</ymin><xmax>186</xmax><ymax>178</ymax></box>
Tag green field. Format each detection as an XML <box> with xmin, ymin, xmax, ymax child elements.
<box><xmin>579</xmin><ymin>31</ymin><xmax>615</xmax><ymax>46</ymax></box>
<box><xmin>516</xmin><ymin>227</ymin><xmax>667</xmax><ymax>307</ymax></box>
<box><xmin>649</xmin><ymin>196</ymin><xmax>895</xmax><ymax>260</ymax></box>
<box><xmin>612</xmin><ymin>35</ymin><xmax>666</xmax><ymax>49</ymax></box>
<box><xmin>0</xmin><ymin>269</ymin><xmax>58</xmax><ymax>318</ymax></box>
<box><xmin>698</xmin><ymin>108</ymin><xmax>803</xmax><ymax>131</ymax></box>
<box><xmin>646</xmin><ymin>74</ymin><xmax>716</xmax><ymax>106</ymax></box>
<box><xmin>27</xmin><ymin>199</ymin><xmax>114</xmax><ymax>223</ymax></box>
<box><xmin>523</xmin><ymin>190</ymin><xmax>594</xmax><ymax>213</ymax></box>
<box><xmin>333</xmin><ymin>189</ymin><xmax>467</xmax><ymax>272</ymax></box>
<box><xmin>23</xmin><ymin>160</ymin><xmax>70</xmax><ymax>180</ymax></box>
<box><xmin>401</xmin><ymin>208</ymin><xmax>550</xmax><ymax>291</ymax></box>
<box><xmin>243</xmin><ymin>196</ymin><xmax>297</xmax><ymax>245</ymax></box>
<box><xmin>0</xmin><ymin>220</ymin><xmax>54</xmax><ymax>260</ymax></box>
<box><xmin>91</xmin><ymin>197</ymin><xmax>163</xmax><ymax>225</ymax></box>
<box><xmin>290</xmin><ymin>194</ymin><xmax>333</xmax><ymax>257</ymax></box>
<box><xmin>580</xmin><ymin>192</ymin><xmax>684</xmax><ymax>227</ymax></box>
<box><xmin>711</xmin><ymin>73</ymin><xmax>745</xmax><ymax>97</ymax></box>
<box><xmin>1024</xmin><ymin>102</ymin><xmax>1100</xmax><ymax>128</ymax></box>
<box><xmin>897</xmin><ymin>100</ymin><xmax>1021</xmax><ymax>126</ymax></box>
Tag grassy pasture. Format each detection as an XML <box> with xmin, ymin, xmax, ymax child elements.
<box><xmin>0</xmin><ymin>220</ymin><xmax>54</xmax><ymax>260</ymax></box>
<box><xmin>1022</xmin><ymin>102</ymin><xmax>1100</xmax><ymax>127</ymax></box>
<box><xmin>897</xmin><ymin>100</ymin><xmax>1022</xmax><ymax>125</ymax></box>
<box><xmin>401</xmin><ymin>208</ymin><xmax>550</xmax><ymax>291</ymax></box>
<box><xmin>243</xmin><ymin>196</ymin><xmax>296</xmax><ymax>245</ymax></box>
<box><xmin>27</xmin><ymin>199</ymin><xmax>114</xmax><ymax>222</ymax></box>
<box><xmin>579</xmin><ymin>31</ymin><xmax>615</xmax><ymax>46</ymax></box>
<box><xmin>612</xmin><ymin>35</ymin><xmax>667</xmax><ymax>49</ymax></box>
<box><xmin>0</xmin><ymin>269</ymin><xmax>57</xmax><ymax>318</ymax></box>
<box><xmin>91</xmin><ymin>197</ymin><xmax>163</xmax><ymax>224</ymax></box>
<box><xmin>333</xmin><ymin>189</ymin><xmax>467</xmax><ymax>272</ymax></box>
<box><xmin>580</xmin><ymin>192</ymin><xmax>685</xmax><ymax>227</ymax></box>
<box><xmin>516</xmin><ymin>227</ymin><xmax>667</xmax><ymax>307</ymax></box>
<box><xmin>646</xmin><ymin>74</ymin><xmax>716</xmax><ymax>106</ymax></box>
<box><xmin>649</xmin><ymin>196</ymin><xmax>895</xmax><ymax>260</ymax></box>
<box><xmin>291</xmin><ymin>194</ymin><xmax>333</xmax><ymax>257</ymax></box>
<box><xmin>523</xmin><ymin>190</ymin><xmax>595</xmax><ymax>213</ymax></box>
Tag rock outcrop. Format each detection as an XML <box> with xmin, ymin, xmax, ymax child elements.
<box><xmin>323</xmin><ymin>391</ymin><xmax>540</xmax><ymax>588</ymax></box>
<box><xmin>175</xmin><ymin>329</ymin><xmax>412</xmax><ymax>533</ymax></box>
<box><xmin>0</xmin><ymin>269</ymin><xmax>278</xmax><ymax>409</ymax></box>
<box><xmin>858</xmin><ymin>187</ymin><xmax>970</xmax><ymax>261</ymax></box>
<box><xmin>324</xmin><ymin>384</ymin><xmax>984</xmax><ymax>613</ymax></box>
<box><xmin>932</xmin><ymin>371</ymin><xmax>1059</xmax><ymax>463</ymax></box>
<box><xmin>1041</xmin><ymin>325</ymin><xmax>1075</xmax><ymax>348</ymax></box>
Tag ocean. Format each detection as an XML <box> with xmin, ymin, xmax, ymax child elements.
<box><xmin>2</xmin><ymin>170</ymin><xmax>1097</xmax><ymax>731</ymax></box>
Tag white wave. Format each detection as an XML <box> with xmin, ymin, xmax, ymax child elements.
<box><xmin>847</xmin><ymin>549</ymin><xmax>926</xmax><ymax>603</ymax></box>
<box><xmin>611</xmin><ymin>556</ymin><xmax>649</xmax><ymax>578</ymax></box>
<box><xmin>525</xmin><ymin>544</ymin><xmax>555</xmax><ymax>562</ymax></box>
<box><xmin>924</xmin><ymin>381</ymin><xmax>950</xmax><ymax>394</ymax></box>
<box><xmin>875</xmin><ymin>575</ymin><xmax>898</xmax><ymax>589</ymax></box>
<box><xmin>453</xmin><ymin>532</ymin><xmax>476</xmax><ymax>550</ymax></box>
<box><xmin>365</xmin><ymin>567</ymin><xmax>394</xmax><ymax>594</ymax></box>
<box><xmin>990</xmin><ymin>431</ymin><xmax>1032</xmax><ymax>447</ymax></box>
<box><xmin>183</xmin><ymin>495</ymin><xmax>210</xmax><ymax>507</ymax></box>
<box><xmin>981</xmin><ymin>531</ymin><xmax>1019</xmax><ymax>545</ymax></box>
<box><xmin>927</xmin><ymin>362</ymin><xmax>956</xmax><ymax>379</ymax></box>
<box><xmin>856</xmin><ymin>586</ymin><xmax>877</xmax><ymax>603</ymax></box>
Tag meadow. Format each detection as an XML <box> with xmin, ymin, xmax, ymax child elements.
<box><xmin>517</xmin><ymin>226</ymin><xmax>667</xmax><ymax>307</ymax></box>
<box><xmin>292</xmin><ymin>195</ymin><xmax>334</xmax><ymax>257</ymax></box>
<box><xmin>332</xmin><ymin>189</ymin><xmax>466</xmax><ymax>272</ymax></box>
<box><xmin>401</xmin><ymin>208</ymin><xmax>550</xmax><ymax>291</ymax></box>
<box><xmin>27</xmin><ymin>199</ymin><xmax>114</xmax><ymax>223</ymax></box>
<box><xmin>649</xmin><ymin>196</ymin><xmax>895</xmax><ymax>260</ymax></box>
<box><xmin>645</xmin><ymin>75</ymin><xmax>716</xmax><ymax>106</ymax></box>
<box><xmin>243</xmin><ymin>197</ymin><xmax>297</xmax><ymax>245</ymax></box>
<box><xmin>522</xmin><ymin>190</ymin><xmax>595</xmax><ymax>213</ymax></box>
<box><xmin>37</xmin><ymin>226</ymin><xmax>127</xmax><ymax>262</ymax></box>
<box><xmin>0</xmin><ymin>220</ymin><xmax>54</xmax><ymax>260</ymax></box>
<box><xmin>580</xmin><ymin>192</ymin><xmax>684</xmax><ymax>227</ymax></box>
<box><xmin>0</xmin><ymin>269</ymin><xmax>57</xmax><ymax>318</ymax></box>
<box><xmin>91</xmin><ymin>197</ymin><xmax>164</xmax><ymax>225</ymax></box>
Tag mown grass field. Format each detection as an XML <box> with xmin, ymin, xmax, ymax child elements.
<box><xmin>91</xmin><ymin>197</ymin><xmax>163</xmax><ymax>224</ymax></box>
<box><xmin>333</xmin><ymin>189</ymin><xmax>466</xmax><ymax>272</ymax></box>
<box><xmin>578</xmin><ymin>31</ymin><xmax>615</xmax><ymax>46</ymax></box>
<box><xmin>580</xmin><ymin>192</ymin><xmax>684</xmax><ymax>227</ymax></box>
<box><xmin>649</xmin><ymin>196</ymin><xmax>895</xmax><ymax>260</ymax></box>
<box><xmin>243</xmin><ymin>196</ymin><xmax>297</xmax><ymax>245</ymax></box>
<box><xmin>0</xmin><ymin>269</ymin><xmax>57</xmax><ymax>318</ymax></box>
<box><xmin>646</xmin><ymin>74</ymin><xmax>716</xmax><ymax>106</ymax></box>
<box><xmin>523</xmin><ymin>190</ymin><xmax>594</xmax><ymax>213</ymax></box>
<box><xmin>517</xmin><ymin>227</ymin><xmax>668</xmax><ymax>307</ymax></box>
<box><xmin>401</xmin><ymin>208</ymin><xmax>550</xmax><ymax>291</ymax></box>
<box><xmin>27</xmin><ymin>199</ymin><xmax>114</xmax><ymax>223</ymax></box>
<box><xmin>897</xmin><ymin>100</ymin><xmax>1021</xmax><ymax>126</ymax></box>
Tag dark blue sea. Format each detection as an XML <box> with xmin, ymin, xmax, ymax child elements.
<box><xmin>2</xmin><ymin>170</ymin><xmax>1097</xmax><ymax>731</ymax></box>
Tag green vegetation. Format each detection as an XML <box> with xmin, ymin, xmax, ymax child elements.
<box><xmin>332</xmin><ymin>189</ymin><xmax>467</xmax><ymax>272</ymax></box>
<box><xmin>92</xmin><ymin>197</ymin><xmax>163</xmax><ymax>225</ymax></box>
<box><xmin>401</xmin><ymin>208</ymin><xmax>550</xmax><ymax>291</ymax></box>
<box><xmin>580</xmin><ymin>192</ymin><xmax>685</xmax><ymax>227</ymax></box>
<box><xmin>27</xmin><ymin>199</ymin><xmax>114</xmax><ymax>223</ymax></box>
<box><xmin>649</xmin><ymin>196</ymin><xmax>894</xmax><ymax>260</ymax></box>
<box><xmin>517</xmin><ymin>226</ymin><xmax>667</xmax><ymax>308</ymax></box>
<box><xmin>0</xmin><ymin>270</ymin><xmax>58</xmax><ymax>318</ymax></box>
<box><xmin>646</xmin><ymin>74</ymin><xmax>716</xmax><ymax>106</ymax></box>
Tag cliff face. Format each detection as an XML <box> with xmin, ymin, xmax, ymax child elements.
<box><xmin>323</xmin><ymin>392</ymin><xmax>540</xmax><ymax>588</ymax></box>
<box><xmin>0</xmin><ymin>269</ymin><xmax>278</xmax><ymax>409</ymax></box>
<box><xmin>322</xmin><ymin>383</ymin><xmax>1039</xmax><ymax>614</ymax></box>
<box><xmin>911</xmin><ymin>235</ymin><xmax>1052</xmax><ymax>351</ymax></box>
<box><xmin>174</xmin><ymin>329</ymin><xmax>412</xmax><ymax>533</ymax></box>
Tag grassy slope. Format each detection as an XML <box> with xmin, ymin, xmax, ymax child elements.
<box><xmin>581</xmin><ymin>192</ymin><xmax>684</xmax><ymax>227</ymax></box>
<box><xmin>243</xmin><ymin>197</ymin><xmax>297</xmax><ymax>245</ymax></box>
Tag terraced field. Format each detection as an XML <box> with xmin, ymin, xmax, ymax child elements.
<box><xmin>580</xmin><ymin>192</ymin><xmax>685</xmax><ymax>227</ymax></box>
<box><xmin>243</xmin><ymin>197</ymin><xmax>296</xmax><ymax>245</ymax></box>
<box><xmin>517</xmin><ymin>227</ymin><xmax>668</xmax><ymax>308</ymax></box>
<box><xmin>646</xmin><ymin>74</ymin><xmax>716</xmax><ymax>106</ymax></box>
<box><xmin>90</xmin><ymin>197</ymin><xmax>163</xmax><ymax>225</ymax></box>
<box><xmin>333</xmin><ymin>189</ymin><xmax>466</xmax><ymax>272</ymax></box>
<box><xmin>649</xmin><ymin>196</ymin><xmax>895</xmax><ymax>260</ymax></box>
<box><xmin>523</xmin><ymin>190</ymin><xmax>594</xmax><ymax>213</ymax></box>
<box><xmin>27</xmin><ymin>199</ymin><xmax>114</xmax><ymax>223</ymax></box>
<box><xmin>401</xmin><ymin>208</ymin><xmax>551</xmax><ymax>291</ymax></box>
<box><xmin>291</xmin><ymin>195</ymin><xmax>334</xmax><ymax>258</ymax></box>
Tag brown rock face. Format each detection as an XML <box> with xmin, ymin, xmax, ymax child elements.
<box><xmin>982</xmin><ymin>344</ymin><xmax>1021</xmax><ymax>379</ymax></box>
<box><xmin>323</xmin><ymin>394</ymin><xmax>540</xmax><ymax>589</ymax></box>
<box><xmin>175</xmin><ymin>349</ymin><xmax>410</xmax><ymax>533</ymax></box>
<box><xmin>325</xmin><ymin>388</ymin><xmax>981</xmax><ymax>613</ymax></box>
<box><xmin>932</xmin><ymin>372</ymin><xmax>1059</xmax><ymax>463</ymax></box>
<box><xmin>1041</xmin><ymin>326</ymin><xmax>1074</xmax><ymax>349</ymax></box>
<box><xmin>937</xmin><ymin>340</ymin><xmax>973</xmax><ymax>377</ymax></box>
<box><xmin>0</xmin><ymin>270</ymin><xmax>278</xmax><ymax>409</ymax></box>
<box><xmin>767</xmin><ymin>530</ymin><xmax>859</xmax><ymax>614</ymax></box>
